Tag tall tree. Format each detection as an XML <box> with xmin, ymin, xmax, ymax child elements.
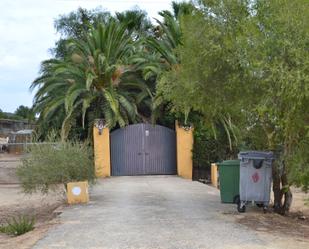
<box><xmin>157</xmin><ymin>0</ymin><xmax>309</xmax><ymax>213</ymax></box>
<box><xmin>32</xmin><ymin>18</ymin><xmax>151</xmax><ymax>140</ymax></box>
<box><xmin>14</xmin><ymin>105</ymin><xmax>35</xmax><ymax>121</ymax></box>
<box><xmin>244</xmin><ymin>0</ymin><xmax>309</xmax><ymax>213</ymax></box>
<box><xmin>132</xmin><ymin>1</ymin><xmax>196</xmax><ymax>124</ymax></box>
<box><xmin>115</xmin><ymin>9</ymin><xmax>152</xmax><ymax>39</ymax></box>
<box><xmin>157</xmin><ymin>0</ymin><xmax>246</xmax><ymax>144</ymax></box>
<box><xmin>52</xmin><ymin>7</ymin><xmax>111</xmax><ymax>58</ymax></box>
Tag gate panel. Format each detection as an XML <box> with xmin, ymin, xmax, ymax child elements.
<box><xmin>110</xmin><ymin>123</ymin><xmax>176</xmax><ymax>176</ymax></box>
<box><xmin>111</xmin><ymin>125</ymin><xmax>144</xmax><ymax>176</ymax></box>
<box><xmin>144</xmin><ymin>124</ymin><xmax>176</xmax><ymax>175</ymax></box>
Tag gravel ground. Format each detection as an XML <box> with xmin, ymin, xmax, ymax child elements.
<box><xmin>32</xmin><ymin>176</ymin><xmax>309</xmax><ymax>249</ymax></box>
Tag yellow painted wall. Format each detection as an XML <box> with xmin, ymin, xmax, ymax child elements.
<box><xmin>67</xmin><ymin>181</ymin><xmax>89</xmax><ymax>204</ymax></box>
<box><xmin>93</xmin><ymin>126</ymin><xmax>111</xmax><ymax>177</ymax></box>
<box><xmin>176</xmin><ymin>121</ymin><xmax>193</xmax><ymax>179</ymax></box>
<box><xmin>211</xmin><ymin>163</ymin><xmax>219</xmax><ymax>188</ymax></box>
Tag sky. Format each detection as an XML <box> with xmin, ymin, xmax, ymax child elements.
<box><xmin>0</xmin><ymin>0</ymin><xmax>174</xmax><ymax>113</ymax></box>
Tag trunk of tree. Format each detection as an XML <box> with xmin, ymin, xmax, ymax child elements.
<box><xmin>263</xmin><ymin>121</ymin><xmax>293</xmax><ymax>215</ymax></box>
<box><xmin>272</xmin><ymin>161</ymin><xmax>282</xmax><ymax>212</ymax></box>
<box><xmin>281</xmin><ymin>166</ymin><xmax>293</xmax><ymax>214</ymax></box>
<box><xmin>272</xmin><ymin>159</ymin><xmax>292</xmax><ymax>215</ymax></box>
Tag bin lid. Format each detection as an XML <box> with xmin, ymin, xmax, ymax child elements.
<box><xmin>238</xmin><ymin>151</ymin><xmax>274</xmax><ymax>160</ymax></box>
<box><xmin>217</xmin><ymin>160</ymin><xmax>240</xmax><ymax>166</ymax></box>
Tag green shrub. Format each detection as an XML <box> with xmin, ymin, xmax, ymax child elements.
<box><xmin>17</xmin><ymin>140</ymin><xmax>95</xmax><ymax>194</ymax></box>
<box><xmin>193</xmin><ymin>122</ymin><xmax>236</xmax><ymax>169</ymax></box>
<box><xmin>193</xmin><ymin>125</ymin><xmax>217</xmax><ymax>168</ymax></box>
<box><xmin>0</xmin><ymin>216</ymin><xmax>35</xmax><ymax>236</ymax></box>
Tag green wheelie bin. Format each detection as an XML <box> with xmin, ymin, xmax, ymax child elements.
<box><xmin>217</xmin><ymin>160</ymin><xmax>240</xmax><ymax>203</ymax></box>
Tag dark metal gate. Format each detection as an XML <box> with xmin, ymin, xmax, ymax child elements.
<box><xmin>111</xmin><ymin>123</ymin><xmax>176</xmax><ymax>176</ymax></box>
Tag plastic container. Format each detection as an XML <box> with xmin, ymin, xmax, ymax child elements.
<box><xmin>237</xmin><ymin>151</ymin><xmax>273</xmax><ymax>212</ymax></box>
<box><xmin>217</xmin><ymin>160</ymin><xmax>240</xmax><ymax>203</ymax></box>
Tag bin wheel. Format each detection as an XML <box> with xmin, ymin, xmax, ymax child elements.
<box><xmin>237</xmin><ymin>203</ymin><xmax>246</xmax><ymax>213</ymax></box>
<box><xmin>256</xmin><ymin>203</ymin><xmax>264</xmax><ymax>208</ymax></box>
<box><xmin>263</xmin><ymin>206</ymin><xmax>268</xmax><ymax>213</ymax></box>
<box><xmin>233</xmin><ymin>195</ymin><xmax>240</xmax><ymax>204</ymax></box>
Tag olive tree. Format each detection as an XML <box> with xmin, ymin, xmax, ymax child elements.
<box><xmin>158</xmin><ymin>0</ymin><xmax>309</xmax><ymax>214</ymax></box>
<box><xmin>245</xmin><ymin>0</ymin><xmax>309</xmax><ymax>213</ymax></box>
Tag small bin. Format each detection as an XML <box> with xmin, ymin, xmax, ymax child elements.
<box><xmin>217</xmin><ymin>160</ymin><xmax>240</xmax><ymax>203</ymax></box>
<box><xmin>237</xmin><ymin>151</ymin><xmax>273</xmax><ymax>212</ymax></box>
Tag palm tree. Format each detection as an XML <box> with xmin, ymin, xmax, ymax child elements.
<box><xmin>132</xmin><ymin>12</ymin><xmax>181</xmax><ymax>80</ymax></box>
<box><xmin>32</xmin><ymin>18</ymin><xmax>151</xmax><ymax>140</ymax></box>
<box><xmin>130</xmin><ymin>2</ymin><xmax>195</xmax><ymax>124</ymax></box>
<box><xmin>115</xmin><ymin>9</ymin><xmax>153</xmax><ymax>39</ymax></box>
<box><xmin>133</xmin><ymin>1</ymin><xmax>196</xmax><ymax>82</ymax></box>
<box><xmin>147</xmin><ymin>2</ymin><xmax>239</xmax><ymax>146</ymax></box>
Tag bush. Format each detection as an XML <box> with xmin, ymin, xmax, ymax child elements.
<box><xmin>17</xmin><ymin>140</ymin><xmax>95</xmax><ymax>194</ymax></box>
<box><xmin>193</xmin><ymin>122</ymin><xmax>236</xmax><ymax>168</ymax></box>
<box><xmin>0</xmin><ymin>216</ymin><xmax>35</xmax><ymax>236</ymax></box>
<box><xmin>193</xmin><ymin>126</ymin><xmax>219</xmax><ymax>168</ymax></box>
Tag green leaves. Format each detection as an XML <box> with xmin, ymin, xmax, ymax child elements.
<box><xmin>0</xmin><ymin>216</ymin><xmax>35</xmax><ymax>236</ymax></box>
<box><xmin>86</xmin><ymin>72</ymin><xmax>96</xmax><ymax>90</ymax></box>
<box><xmin>156</xmin><ymin>0</ymin><xmax>309</xmax><ymax>191</ymax></box>
<box><xmin>32</xmin><ymin>18</ymin><xmax>152</xmax><ymax>140</ymax></box>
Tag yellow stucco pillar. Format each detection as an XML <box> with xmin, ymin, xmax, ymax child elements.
<box><xmin>93</xmin><ymin>120</ymin><xmax>111</xmax><ymax>177</ymax></box>
<box><xmin>175</xmin><ymin>121</ymin><xmax>193</xmax><ymax>179</ymax></box>
<box><xmin>211</xmin><ymin>163</ymin><xmax>219</xmax><ymax>188</ymax></box>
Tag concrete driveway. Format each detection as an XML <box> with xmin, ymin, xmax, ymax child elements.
<box><xmin>33</xmin><ymin>176</ymin><xmax>307</xmax><ymax>249</ymax></box>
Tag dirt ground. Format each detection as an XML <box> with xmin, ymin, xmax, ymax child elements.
<box><xmin>0</xmin><ymin>153</ymin><xmax>64</xmax><ymax>249</ymax></box>
<box><xmin>0</xmin><ymin>184</ymin><xmax>64</xmax><ymax>249</ymax></box>
<box><xmin>225</xmin><ymin>188</ymin><xmax>309</xmax><ymax>241</ymax></box>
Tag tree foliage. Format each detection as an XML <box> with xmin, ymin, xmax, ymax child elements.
<box><xmin>158</xmin><ymin>0</ymin><xmax>309</xmax><ymax>213</ymax></box>
<box><xmin>33</xmin><ymin>13</ymin><xmax>153</xmax><ymax>140</ymax></box>
<box><xmin>0</xmin><ymin>106</ymin><xmax>35</xmax><ymax>121</ymax></box>
<box><xmin>52</xmin><ymin>7</ymin><xmax>112</xmax><ymax>58</ymax></box>
<box><xmin>33</xmin><ymin>3</ymin><xmax>194</xmax><ymax>139</ymax></box>
<box><xmin>14</xmin><ymin>105</ymin><xmax>35</xmax><ymax>121</ymax></box>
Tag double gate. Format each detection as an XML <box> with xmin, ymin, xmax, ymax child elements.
<box><xmin>111</xmin><ymin>124</ymin><xmax>176</xmax><ymax>176</ymax></box>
